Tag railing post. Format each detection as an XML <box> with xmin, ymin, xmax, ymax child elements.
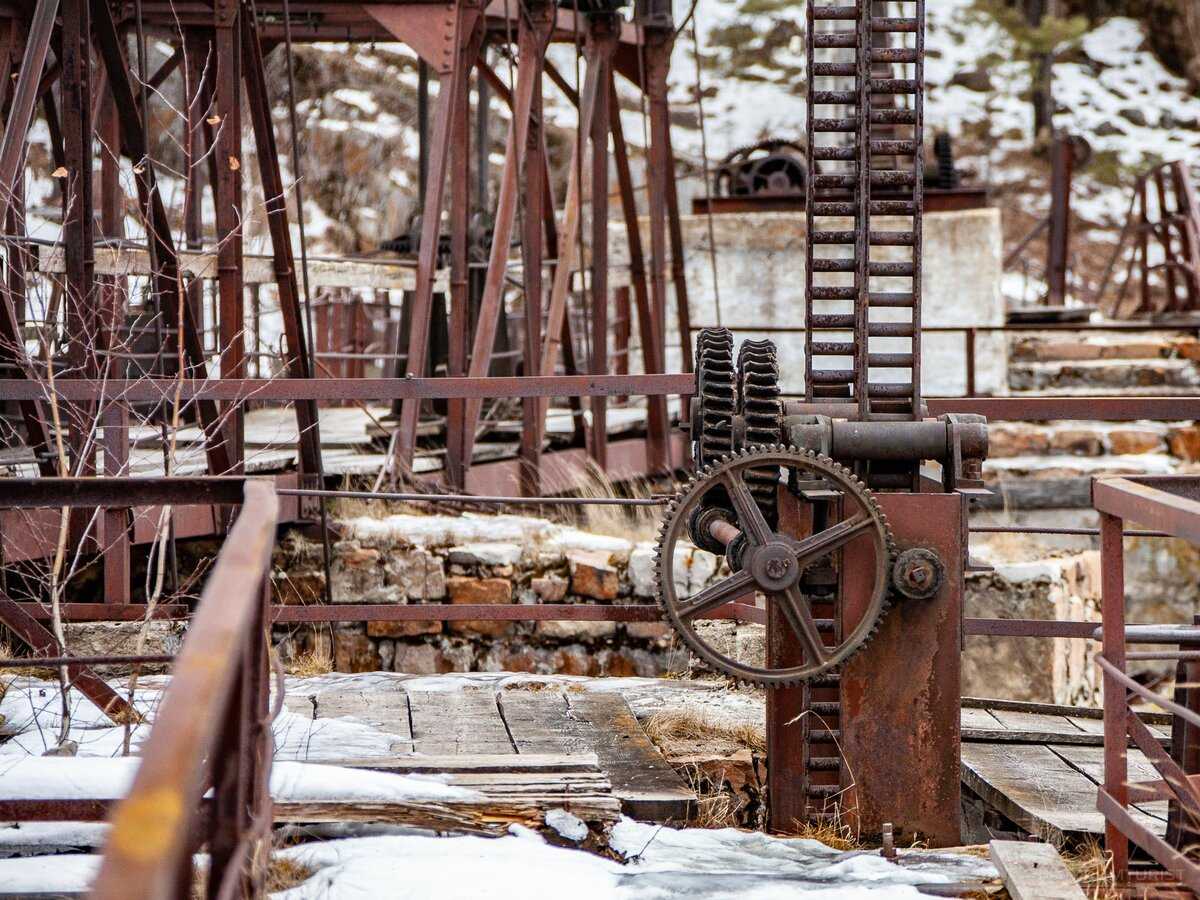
<box><xmin>1100</xmin><ymin>510</ymin><xmax>1129</xmax><ymax>881</ymax></box>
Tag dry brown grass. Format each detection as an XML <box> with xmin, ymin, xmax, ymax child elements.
<box><xmin>572</xmin><ymin>462</ymin><xmax>663</xmax><ymax>543</ymax></box>
<box><xmin>1062</xmin><ymin>839</ymin><xmax>1118</xmax><ymax>899</ymax></box>
<box><xmin>265</xmin><ymin>855</ymin><xmax>314</xmax><ymax>892</ymax></box>
<box><xmin>790</xmin><ymin>806</ymin><xmax>863</xmax><ymax>852</ymax></box>
<box><xmin>283</xmin><ymin>646</ymin><xmax>334</xmax><ymax>677</ymax></box>
<box><xmin>642</xmin><ymin>709</ymin><xmax>766</xmax><ymax>754</ymax></box>
<box><xmin>678</xmin><ymin>761</ymin><xmax>742</xmax><ymax>828</ymax></box>
<box><xmin>0</xmin><ymin>642</ymin><xmax>56</xmax><ymax>679</ymax></box>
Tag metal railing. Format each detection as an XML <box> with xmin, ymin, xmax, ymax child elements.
<box><xmin>0</xmin><ymin>480</ymin><xmax>279</xmax><ymax>899</ymax></box>
<box><xmin>1094</xmin><ymin>474</ymin><xmax>1200</xmax><ymax>891</ymax></box>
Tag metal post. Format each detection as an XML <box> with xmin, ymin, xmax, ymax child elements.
<box><xmin>213</xmin><ymin>0</ymin><xmax>244</xmax><ymax>471</ymax></box>
<box><xmin>1100</xmin><ymin>510</ymin><xmax>1129</xmax><ymax>880</ymax></box>
<box><xmin>1046</xmin><ymin>133</ymin><xmax>1072</xmax><ymax>307</ymax></box>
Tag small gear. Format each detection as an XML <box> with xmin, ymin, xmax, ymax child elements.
<box><xmin>693</xmin><ymin>327</ymin><xmax>736</xmax><ymax>469</ymax></box>
<box><xmin>736</xmin><ymin>339</ymin><xmax>784</xmax><ymax>528</ymax></box>
<box><xmin>690</xmin><ymin>328</ymin><xmax>737</xmax><ymax>554</ymax></box>
<box><xmin>656</xmin><ymin>446</ymin><xmax>896</xmax><ymax>687</ymax></box>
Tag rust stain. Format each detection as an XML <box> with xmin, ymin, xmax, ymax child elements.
<box><xmin>110</xmin><ymin>787</ymin><xmax>185</xmax><ymax>862</ymax></box>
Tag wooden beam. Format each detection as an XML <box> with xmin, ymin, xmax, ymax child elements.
<box><xmin>989</xmin><ymin>840</ymin><xmax>1085</xmax><ymax>900</ymax></box>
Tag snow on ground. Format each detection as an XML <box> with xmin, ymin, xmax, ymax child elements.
<box><xmin>0</xmin><ymin>756</ymin><xmax>479</xmax><ymax>805</ymax></box>
<box><xmin>272</xmin><ymin>821</ymin><xmax>996</xmax><ymax>900</ymax></box>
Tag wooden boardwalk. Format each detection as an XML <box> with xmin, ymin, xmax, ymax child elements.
<box><xmin>283</xmin><ymin>685</ymin><xmax>695</xmax><ymax>822</ymax></box>
<box><xmin>961</xmin><ymin>698</ymin><xmax>1172</xmax><ymax>843</ymax></box>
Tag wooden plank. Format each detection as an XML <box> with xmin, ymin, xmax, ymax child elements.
<box><xmin>988</xmin><ymin>709</ymin><xmax>1088</xmax><ymax>737</ymax></box>
<box><xmin>332</xmin><ymin>753</ymin><xmax>601</xmax><ymax>774</ymax></box>
<box><xmin>565</xmin><ymin>692</ymin><xmax>694</xmax><ymax>821</ymax></box>
<box><xmin>38</xmin><ymin>244</ymin><xmax>447</xmax><ymax>291</ymax></box>
<box><xmin>989</xmin><ymin>840</ymin><xmax>1086</xmax><ymax>900</ymax></box>
<box><xmin>408</xmin><ymin>690</ymin><xmax>515</xmax><ymax>755</ymax></box>
<box><xmin>498</xmin><ymin>690</ymin><xmax>694</xmax><ymax>821</ymax></box>
<box><xmin>962</xmin><ymin>742</ymin><xmax>1163</xmax><ymax>842</ymax></box>
<box><xmin>272</xmin><ymin>792</ymin><xmax>620</xmax><ymax>834</ymax></box>
<box><xmin>1049</xmin><ymin>744</ymin><xmax>1170</xmax><ymax>823</ymax></box>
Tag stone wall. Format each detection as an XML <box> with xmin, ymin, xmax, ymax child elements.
<box><xmin>271</xmin><ymin>513</ymin><xmax>722</xmax><ymax>677</ymax></box>
<box><xmin>962</xmin><ymin>551</ymin><xmax>1102</xmax><ymax>706</ymax></box>
<box><xmin>273</xmin><ymin>512</ymin><xmax>1104</xmax><ymax>705</ymax></box>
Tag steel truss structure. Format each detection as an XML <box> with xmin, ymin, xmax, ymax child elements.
<box><xmin>0</xmin><ymin>0</ymin><xmax>694</xmax><ymax>587</ymax></box>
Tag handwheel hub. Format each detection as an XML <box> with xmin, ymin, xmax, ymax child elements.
<box><xmin>747</xmin><ymin>541</ymin><xmax>802</xmax><ymax>592</ymax></box>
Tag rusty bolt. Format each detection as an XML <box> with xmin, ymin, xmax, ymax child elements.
<box><xmin>765</xmin><ymin>557</ymin><xmax>792</xmax><ymax>580</ymax></box>
<box><xmin>891</xmin><ymin>548</ymin><xmax>944</xmax><ymax>601</ymax></box>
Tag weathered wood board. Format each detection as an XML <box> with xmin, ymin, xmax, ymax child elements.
<box><xmin>989</xmin><ymin>840</ymin><xmax>1086</xmax><ymax>900</ymax></box>
<box><xmin>288</xmin><ymin>687</ymin><xmax>694</xmax><ymax>822</ymax></box>
<box><xmin>962</xmin><ymin>742</ymin><xmax>1166</xmax><ymax>843</ymax></box>
<box><xmin>497</xmin><ymin>690</ymin><xmax>695</xmax><ymax>821</ymax></box>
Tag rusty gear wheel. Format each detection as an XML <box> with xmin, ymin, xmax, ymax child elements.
<box><xmin>656</xmin><ymin>446</ymin><xmax>895</xmax><ymax>687</ymax></box>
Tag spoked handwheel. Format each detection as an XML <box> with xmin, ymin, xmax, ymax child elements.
<box><xmin>656</xmin><ymin>446</ymin><xmax>895</xmax><ymax>687</ymax></box>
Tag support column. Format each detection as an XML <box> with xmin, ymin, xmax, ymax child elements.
<box><xmin>459</xmin><ymin>1</ymin><xmax>554</xmax><ymax>467</ymax></box>
<box><xmin>644</xmin><ymin>25</ymin><xmax>673</xmax><ymax>446</ymax></box>
<box><xmin>213</xmin><ymin>0</ymin><xmax>243</xmax><ymax>471</ymax></box>
<box><xmin>585</xmin><ymin>13</ymin><xmax>618</xmax><ymax>471</ymax></box>
<box><xmin>1100</xmin><ymin>511</ymin><xmax>1129</xmax><ymax>880</ymax></box>
<box><xmin>61</xmin><ymin>0</ymin><xmax>95</xmax><ymax>472</ymax></box>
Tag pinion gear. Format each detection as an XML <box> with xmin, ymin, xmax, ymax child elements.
<box><xmin>736</xmin><ymin>339</ymin><xmax>784</xmax><ymax>528</ymax></box>
<box><xmin>656</xmin><ymin>446</ymin><xmax>896</xmax><ymax>687</ymax></box>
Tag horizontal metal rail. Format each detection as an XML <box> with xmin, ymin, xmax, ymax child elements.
<box><xmin>0</xmin><ymin>373</ymin><xmax>695</xmax><ymax>402</ymax></box>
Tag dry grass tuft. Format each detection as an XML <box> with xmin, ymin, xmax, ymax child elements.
<box><xmin>1062</xmin><ymin>839</ymin><xmax>1117</xmax><ymax>899</ymax></box>
<box><xmin>791</xmin><ymin>807</ymin><xmax>863</xmax><ymax>852</ymax></box>
<box><xmin>0</xmin><ymin>642</ymin><xmax>56</xmax><ymax>679</ymax></box>
<box><xmin>643</xmin><ymin>709</ymin><xmax>766</xmax><ymax>754</ymax></box>
<box><xmin>572</xmin><ymin>462</ymin><xmax>662</xmax><ymax>543</ymax></box>
<box><xmin>265</xmin><ymin>855</ymin><xmax>315</xmax><ymax>893</ymax></box>
<box><xmin>284</xmin><ymin>646</ymin><xmax>334</xmax><ymax>677</ymax></box>
<box><xmin>678</xmin><ymin>762</ymin><xmax>742</xmax><ymax>828</ymax></box>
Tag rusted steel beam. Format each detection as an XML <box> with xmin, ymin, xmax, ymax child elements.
<box><xmin>443</xmin><ymin>37</ymin><xmax>475</xmax><ymax>492</ymax></box>
<box><xmin>608</xmin><ymin>76</ymin><xmax>667</xmax><ymax>472</ymax></box>
<box><xmin>517</xmin><ymin>18</ymin><xmax>550</xmax><ymax>496</ymax></box>
<box><xmin>0</xmin><ymin>595</ymin><xmax>136</xmax><ymax>721</ymax></box>
<box><xmin>390</xmin><ymin>1</ymin><xmax>484</xmax><ymax>476</ymax></box>
<box><xmin>1099</xmin><ymin>510</ymin><xmax>1130</xmax><ymax>880</ymax></box>
<box><xmin>0</xmin><ymin>476</ymin><xmax>250</xmax><ymax>508</ymax></box>
<box><xmin>1093</xmin><ymin>477</ymin><xmax>1200</xmax><ymax>546</ymax></box>
<box><xmin>241</xmin><ymin>12</ymin><xmax>323</xmax><ymax>480</ymax></box>
<box><xmin>270</xmin><ymin>601</ymin><xmax>760</xmax><ymax>624</ymax></box>
<box><xmin>926</xmin><ymin>396</ymin><xmax>1200</xmax><ymax>421</ymax></box>
<box><xmin>213</xmin><ymin>0</ymin><xmax>245</xmax><ymax>468</ymax></box>
<box><xmin>0</xmin><ymin>373</ymin><xmax>695</xmax><ymax>402</ymax></box>
<box><xmin>643</xmin><ymin>25</ymin><xmax>673</xmax><ymax>431</ymax></box>
<box><xmin>536</xmin><ymin>48</ymin><xmax>601</xmax><ymax>444</ymax></box>
<box><xmin>460</xmin><ymin>1</ymin><xmax>553</xmax><ymax>467</ymax></box>
<box><xmin>91</xmin><ymin>0</ymin><xmax>234</xmax><ymax>476</ymax></box>
<box><xmin>90</xmin><ymin>481</ymin><xmax>278</xmax><ymax>900</ymax></box>
<box><xmin>13</xmin><ymin>603</ymin><xmax>190</xmax><ymax>621</ymax></box>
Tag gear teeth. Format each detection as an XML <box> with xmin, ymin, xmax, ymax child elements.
<box><xmin>654</xmin><ymin>446</ymin><xmax>896</xmax><ymax>688</ymax></box>
<box><xmin>736</xmin><ymin>339</ymin><xmax>784</xmax><ymax>528</ymax></box>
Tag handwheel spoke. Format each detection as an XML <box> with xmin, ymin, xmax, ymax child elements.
<box><xmin>776</xmin><ymin>586</ymin><xmax>829</xmax><ymax>666</ymax></box>
<box><xmin>721</xmin><ymin>470</ymin><xmax>773</xmax><ymax>545</ymax></box>
<box><xmin>675</xmin><ymin>569</ymin><xmax>755</xmax><ymax>620</ymax></box>
<box><xmin>792</xmin><ymin>513</ymin><xmax>874</xmax><ymax>567</ymax></box>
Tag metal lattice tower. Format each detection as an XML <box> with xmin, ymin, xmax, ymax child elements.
<box><xmin>804</xmin><ymin>0</ymin><xmax>924</xmax><ymax>421</ymax></box>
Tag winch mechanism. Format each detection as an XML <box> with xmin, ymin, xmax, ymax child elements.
<box><xmin>655</xmin><ymin>327</ymin><xmax>989</xmax><ymax>688</ymax></box>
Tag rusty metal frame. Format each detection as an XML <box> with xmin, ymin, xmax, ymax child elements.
<box><xmin>1093</xmin><ymin>474</ymin><xmax>1200</xmax><ymax>889</ymax></box>
<box><xmin>84</xmin><ymin>480</ymin><xmax>277</xmax><ymax>899</ymax></box>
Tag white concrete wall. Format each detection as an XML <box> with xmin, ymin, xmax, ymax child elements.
<box><xmin>612</xmin><ymin>207</ymin><xmax>1006</xmax><ymax>397</ymax></box>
